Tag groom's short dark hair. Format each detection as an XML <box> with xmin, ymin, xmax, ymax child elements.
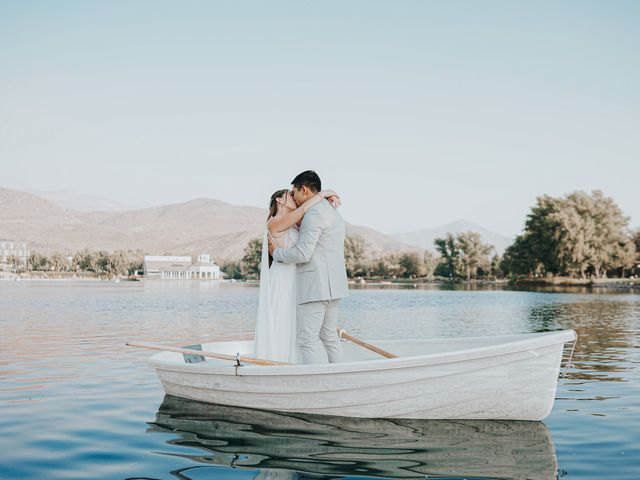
<box><xmin>291</xmin><ymin>170</ymin><xmax>321</xmax><ymax>193</ymax></box>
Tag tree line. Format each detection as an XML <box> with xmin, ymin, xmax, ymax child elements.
<box><xmin>8</xmin><ymin>250</ymin><xmax>145</xmax><ymax>276</ymax></box>
<box><xmin>9</xmin><ymin>190</ymin><xmax>636</xmax><ymax>282</ymax></box>
<box><xmin>229</xmin><ymin>231</ymin><xmax>505</xmax><ymax>281</ymax></box>
<box><xmin>342</xmin><ymin>232</ymin><xmax>506</xmax><ymax>280</ymax></box>
<box><xmin>502</xmin><ymin>190</ymin><xmax>638</xmax><ymax>279</ymax></box>
<box><xmin>229</xmin><ymin>190</ymin><xmax>639</xmax><ymax>281</ymax></box>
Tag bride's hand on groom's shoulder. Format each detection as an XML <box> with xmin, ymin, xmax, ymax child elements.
<box><xmin>320</xmin><ymin>189</ymin><xmax>341</xmax><ymax>208</ymax></box>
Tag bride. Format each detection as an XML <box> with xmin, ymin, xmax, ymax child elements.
<box><xmin>254</xmin><ymin>188</ymin><xmax>340</xmax><ymax>363</ymax></box>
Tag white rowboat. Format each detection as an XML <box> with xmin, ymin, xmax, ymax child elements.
<box><xmin>146</xmin><ymin>330</ymin><xmax>577</xmax><ymax>421</ymax></box>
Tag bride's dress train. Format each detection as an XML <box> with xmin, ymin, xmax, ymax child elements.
<box><xmin>254</xmin><ymin>227</ymin><xmax>299</xmax><ymax>363</ymax></box>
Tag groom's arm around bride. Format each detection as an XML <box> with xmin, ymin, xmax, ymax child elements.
<box><xmin>270</xmin><ymin>171</ymin><xmax>349</xmax><ymax>365</ymax></box>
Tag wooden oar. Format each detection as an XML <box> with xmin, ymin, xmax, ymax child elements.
<box><xmin>126</xmin><ymin>342</ymin><xmax>290</xmax><ymax>366</ymax></box>
<box><xmin>337</xmin><ymin>329</ymin><xmax>398</xmax><ymax>359</ymax></box>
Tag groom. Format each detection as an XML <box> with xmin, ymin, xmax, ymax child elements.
<box><xmin>268</xmin><ymin>170</ymin><xmax>349</xmax><ymax>364</ymax></box>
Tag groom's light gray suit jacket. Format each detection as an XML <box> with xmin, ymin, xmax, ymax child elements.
<box><xmin>273</xmin><ymin>199</ymin><xmax>349</xmax><ymax>305</ymax></box>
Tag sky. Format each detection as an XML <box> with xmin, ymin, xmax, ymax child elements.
<box><xmin>1</xmin><ymin>0</ymin><xmax>638</xmax><ymax>237</ymax></box>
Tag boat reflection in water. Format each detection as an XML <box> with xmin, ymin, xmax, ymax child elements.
<box><xmin>148</xmin><ymin>395</ymin><xmax>558</xmax><ymax>480</ymax></box>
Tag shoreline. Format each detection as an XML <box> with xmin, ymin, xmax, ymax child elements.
<box><xmin>0</xmin><ymin>271</ymin><xmax>135</xmax><ymax>282</ymax></box>
<box><xmin>513</xmin><ymin>277</ymin><xmax>640</xmax><ymax>290</ymax></box>
<box><xmin>2</xmin><ymin>274</ymin><xmax>639</xmax><ymax>291</ymax></box>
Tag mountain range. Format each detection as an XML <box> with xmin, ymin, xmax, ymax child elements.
<box><xmin>0</xmin><ymin>188</ymin><xmax>425</xmax><ymax>260</ymax></box>
<box><xmin>24</xmin><ymin>188</ymin><xmax>135</xmax><ymax>212</ymax></box>
<box><xmin>0</xmin><ymin>187</ymin><xmax>513</xmax><ymax>260</ymax></box>
<box><xmin>391</xmin><ymin>220</ymin><xmax>513</xmax><ymax>254</ymax></box>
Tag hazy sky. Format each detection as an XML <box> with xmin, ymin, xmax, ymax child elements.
<box><xmin>1</xmin><ymin>1</ymin><xmax>638</xmax><ymax>236</ymax></box>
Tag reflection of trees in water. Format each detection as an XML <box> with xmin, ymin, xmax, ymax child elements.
<box><xmin>528</xmin><ymin>299</ymin><xmax>639</xmax><ymax>382</ymax></box>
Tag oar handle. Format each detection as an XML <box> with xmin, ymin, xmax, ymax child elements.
<box><xmin>337</xmin><ymin>329</ymin><xmax>398</xmax><ymax>359</ymax></box>
<box><xmin>126</xmin><ymin>342</ymin><xmax>290</xmax><ymax>366</ymax></box>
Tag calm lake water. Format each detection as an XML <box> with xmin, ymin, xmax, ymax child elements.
<box><xmin>0</xmin><ymin>281</ymin><xmax>638</xmax><ymax>479</ymax></box>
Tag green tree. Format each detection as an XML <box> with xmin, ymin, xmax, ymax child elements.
<box><xmin>501</xmin><ymin>234</ymin><xmax>541</xmax><ymax>277</ymax></box>
<box><xmin>370</xmin><ymin>253</ymin><xmax>404</xmax><ymax>278</ymax></box>
<box><xmin>73</xmin><ymin>249</ymin><xmax>98</xmax><ymax>272</ymax></box>
<box><xmin>503</xmin><ymin>190</ymin><xmax>632</xmax><ymax>278</ymax></box>
<box><xmin>571</xmin><ymin>190</ymin><xmax>632</xmax><ymax>278</ymax></box>
<box><xmin>398</xmin><ymin>252</ymin><xmax>423</xmax><ymax>278</ymax></box>
<box><xmin>612</xmin><ymin>238</ymin><xmax>637</xmax><ymax>278</ymax></box>
<box><xmin>388</xmin><ymin>253</ymin><xmax>406</xmax><ymax>278</ymax></box>
<box><xmin>423</xmin><ymin>251</ymin><xmax>437</xmax><ymax>279</ymax></box>
<box><xmin>550</xmin><ymin>191</ymin><xmax>613</xmax><ymax>277</ymax></box>
<box><xmin>434</xmin><ymin>233</ymin><xmax>460</xmax><ymax>279</ymax></box>
<box><xmin>28</xmin><ymin>253</ymin><xmax>50</xmax><ymax>271</ymax></box>
<box><xmin>105</xmin><ymin>250</ymin><xmax>130</xmax><ymax>276</ymax></box>
<box><xmin>344</xmin><ymin>236</ymin><xmax>367</xmax><ymax>278</ymax></box>
<box><xmin>523</xmin><ymin>195</ymin><xmax>564</xmax><ymax>275</ymax></box>
<box><xmin>490</xmin><ymin>254</ymin><xmax>504</xmax><ymax>279</ymax></box>
<box><xmin>49</xmin><ymin>253</ymin><xmax>67</xmax><ymax>272</ymax></box>
<box><xmin>369</xmin><ymin>257</ymin><xmax>390</xmax><ymax>278</ymax></box>
<box><xmin>5</xmin><ymin>255</ymin><xmax>20</xmax><ymax>272</ymax></box>
<box><xmin>221</xmin><ymin>260</ymin><xmax>244</xmax><ymax>280</ymax></box>
<box><xmin>456</xmin><ymin>232</ymin><xmax>494</xmax><ymax>282</ymax></box>
<box><xmin>95</xmin><ymin>251</ymin><xmax>110</xmax><ymax>274</ymax></box>
<box><xmin>241</xmin><ymin>238</ymin><xmax>262</xmax><ymax>279</ymax></box>
<box><xmin>633</xmin><ymin>229</ymin><xmax>640</xmax><ymax>276</ymax></box>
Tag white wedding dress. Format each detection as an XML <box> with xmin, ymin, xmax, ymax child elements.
<box><xmin>254</xmin><ymin>227</ymin><xmax>299</xmax><ymax>363</ymax></box>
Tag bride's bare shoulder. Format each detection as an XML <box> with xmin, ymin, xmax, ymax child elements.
<box><xmin>268</xmin><ymin>219</ymin><xmax>289</xmax><ymax>238</ymax></box>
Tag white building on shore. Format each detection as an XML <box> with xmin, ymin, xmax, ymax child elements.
<box><xmin>143</xmin><ymin>256</ymin><xmax>192</xmax><ymax>279</ymax></box>
<box><xmin>143</xmin><ymin>254</ymin><xmax>220</xmax><ymax>280</ymax></box>
<box><xmin>189</xmin><ymin>254</ymin><xmax>221</xmax><ymax>279</ymax></box>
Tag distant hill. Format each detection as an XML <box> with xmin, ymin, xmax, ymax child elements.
<box><xmin>346</xmin><ymin>223</ymin><xmax>423</xmax><ymax>255</ymax></box>
<box><xmin>391</xmin><ymin>219</ymin><xmax>513</xmax><ymax>254</ymax></box>
<box><xmin>0</xmin><ymin>188</ymin><xmax>418</xmax><ymax>260</ymax></box>
<box><xmin>0</xmin><ymin>187</ymin><xmax>83</xmax><ymax>248</ymax></box>
<box><xmin>25</xmin><ymin>188</ymin><xmax>135</xmax><ymax>212</ymax></box>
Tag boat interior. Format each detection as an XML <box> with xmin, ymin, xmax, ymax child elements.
<box><xmin>153</xmin><ymin>332</ymin><xmax>566</xmax><ymax>366</ymax></box>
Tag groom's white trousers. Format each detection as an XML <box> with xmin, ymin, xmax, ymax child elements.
<box><xmin>297</xmin><ymin>299</ymin><xmax>343</xmax><ymax>364</ymax></box>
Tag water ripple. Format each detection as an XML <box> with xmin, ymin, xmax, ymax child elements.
<box><xmin>1</xmin><ymin>281</ymin><xmax>638</xmax><ymax>479</ymax></box>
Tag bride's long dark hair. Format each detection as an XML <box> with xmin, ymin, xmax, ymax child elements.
<box><xmin>267</xmin><ymin>189</ymin><xmax>288</xmax><ymax>267</ymax></box>
<box><xmin>268</xmin><ymin>189</ymin><xmax>288</xmax><ymax>221</ymax></box>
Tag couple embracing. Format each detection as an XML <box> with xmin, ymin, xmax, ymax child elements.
<box><xmin>254</xmin><ymin>170</ymin><xmax>349</xmax><ymax>364</ymax></box>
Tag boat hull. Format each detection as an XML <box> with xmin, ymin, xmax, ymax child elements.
<box><xmin>148</xmin><ymin>330</ymin><xmax>576</xmax><ymax>420</ymax></box>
